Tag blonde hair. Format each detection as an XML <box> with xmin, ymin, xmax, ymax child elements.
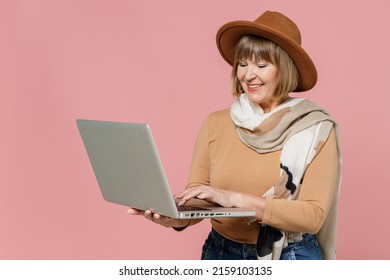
<box><xmin>231</xmin><ymin>36</ymin><xmax>299</xmax><ymax>99</ymax></box>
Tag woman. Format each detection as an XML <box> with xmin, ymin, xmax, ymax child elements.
<box><xmin>128</xmin><ymin>11</ymin><xmax>342</xmax><ymax>260</ymax></box>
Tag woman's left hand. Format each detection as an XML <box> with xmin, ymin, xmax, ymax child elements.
<box><xmin>126</xmin><ymin>207</ymin><xmax>189</xmax><ymax>228</ymax></box>
<box><xmin>175</xmin><ymin>185</ymin><xmax>240</xmax><ymax>208</ymax></box>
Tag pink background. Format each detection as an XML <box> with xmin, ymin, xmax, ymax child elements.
<box><xmin>1</xmin><ymin>0</ymin><xmax>389</xmax><ymax>260</ymax></box>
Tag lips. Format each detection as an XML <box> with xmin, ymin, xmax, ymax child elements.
<box><xmin>247</xmin><ymin>83</ymin><xmax>263</xmax><ymax>91</ymax></box>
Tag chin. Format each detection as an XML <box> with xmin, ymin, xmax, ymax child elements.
<box><xmin>247</xmin><ymin>96</ymin><xmax>264</xmax><ymax>104</ymax></box>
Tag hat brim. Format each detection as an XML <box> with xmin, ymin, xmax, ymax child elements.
<box><xmin>216</xmin><ymin>20</ymin><xmax>317</xmax><ymax>92</ymax></box>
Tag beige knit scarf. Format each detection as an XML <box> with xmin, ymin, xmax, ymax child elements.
<box><xmin>230</xmin><ymin>94</ymin><xmax>342</xmax><ymax>260</ymax></box>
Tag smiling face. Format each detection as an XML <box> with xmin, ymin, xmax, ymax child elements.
<box><xmin>231</xmin><ymin>36</ymin><xmax>299</xmax><ymax>112</ymax></box>
<box><xmin>236</xmin><ymin>58</ymin><xmax>280</xmax><ymax>112</ymax></box>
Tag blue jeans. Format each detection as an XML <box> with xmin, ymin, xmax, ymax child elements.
<box><xmin>201</xmin><ymin>228</ymin><xmax>323</xmax><ymax>260</ymax></box>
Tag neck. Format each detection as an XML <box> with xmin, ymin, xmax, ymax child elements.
<box><xmin>260</xmin><ymin>95</ymin><xmax>290</xmax><ymax>113</ymax></box>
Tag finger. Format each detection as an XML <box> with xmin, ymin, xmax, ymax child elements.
<box><xmin>175</xmin><ymin>192</ymin><xmax>184</xmax><ymax>199</ymax></box>
<box><xmin>153</xmin><ymin>214</ymin><xmax>164</xmax><ymax>225</ymax></box>
<box><xmin>144</xmin><ymin>210</ymin><xmax>154</xmax><ymax>221</ymax></box>
<box><xmin>176</xmin><ymin>186</ymin><xmax>208</xmax><ymax>198</ymax></box>
<box><xmin>126</xmin><ymin>208</ymin><xmax>144</xmax><ymax>215</ymax></box>
<box><xmin>175</xmin><ymin>190</ymin><xmax>193</xmax><ymax>201</ymax></box>
<box><xmin>176</xmin><ymin>186</ymin><xmax>215</xmax><ymax>206</ymax></box>
<box><xmin>179</xmin><ymin>189</ymin><xmax>206</xmax><ymax>204</ymax></box>
<box><xmin>177</xmin><ymin>194</ymin><xmax>193</xmax><ymax>206</ymax></box>
<box><xmin>196</xmin><ymin>192</ymin><xmax>212</xmax><ymax>200</ymax></box>
<box><xmin>151</xmin><ymin>213</ymin><xmax>172</xmax><ymax>227</ymax></box>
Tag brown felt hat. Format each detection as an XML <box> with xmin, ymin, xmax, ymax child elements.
<box><xmin>216</xmin><ymin>11</ymin><xmax>317</xmax><ymax>92</ymax></box>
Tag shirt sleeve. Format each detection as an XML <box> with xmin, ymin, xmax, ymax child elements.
<box><xmin>262</xmin><ymin>128</ymin><xmax>340</xmax><ymax>234</ymax></box>
<box><xmin>186</xmin><ymin>116</ymin><xmax>211</xmax><ymax>188</ymax></box>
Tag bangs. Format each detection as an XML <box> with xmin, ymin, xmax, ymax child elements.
<box><xmin>235</xmin><ymin>35</ymin><xmax>275</xmax><ymax>64</ymax></box>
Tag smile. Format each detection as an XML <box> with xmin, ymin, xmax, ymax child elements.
<box><xmin>247</xmin><ymin>84</ymin><xmax>263</xmax><ymax>90</ymax></box>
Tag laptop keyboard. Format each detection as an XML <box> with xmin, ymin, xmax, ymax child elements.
<box><xmin>176</xmin><ymin>204</ymin><xmax>212</xmax><ymax>212</ymax></box>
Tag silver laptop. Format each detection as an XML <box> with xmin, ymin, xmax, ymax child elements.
<box><xmin>76</xmin><ymin>119</ymin><xmax>255</xmax><ymax>219</ymax></box>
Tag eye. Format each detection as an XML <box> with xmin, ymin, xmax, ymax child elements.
<box><xmin>238</xmin><ymin>60</ymin><xmax>247</xmax><ymax>67</ymax></box>
<box><xmin>257</xmin><ymin>63</ymin><xmax>267</xmax><ymax>69</ymax></box>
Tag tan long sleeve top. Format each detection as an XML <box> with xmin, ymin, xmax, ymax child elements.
<box><xmin>186</xmin><ymin>109</ymin><xmax>339</xmax><ymax>244</ymax></box>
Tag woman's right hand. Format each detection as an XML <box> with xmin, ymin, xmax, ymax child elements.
<box><xmin>126</xmin><ymin>207</ymin><xmax>190</xmax><ymax>229</ymax></box>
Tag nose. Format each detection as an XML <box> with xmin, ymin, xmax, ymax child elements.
<box><xmin>244</xmin><ymin>65</ymin><xmax>257</xmax><ymax>81</ymax></box>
